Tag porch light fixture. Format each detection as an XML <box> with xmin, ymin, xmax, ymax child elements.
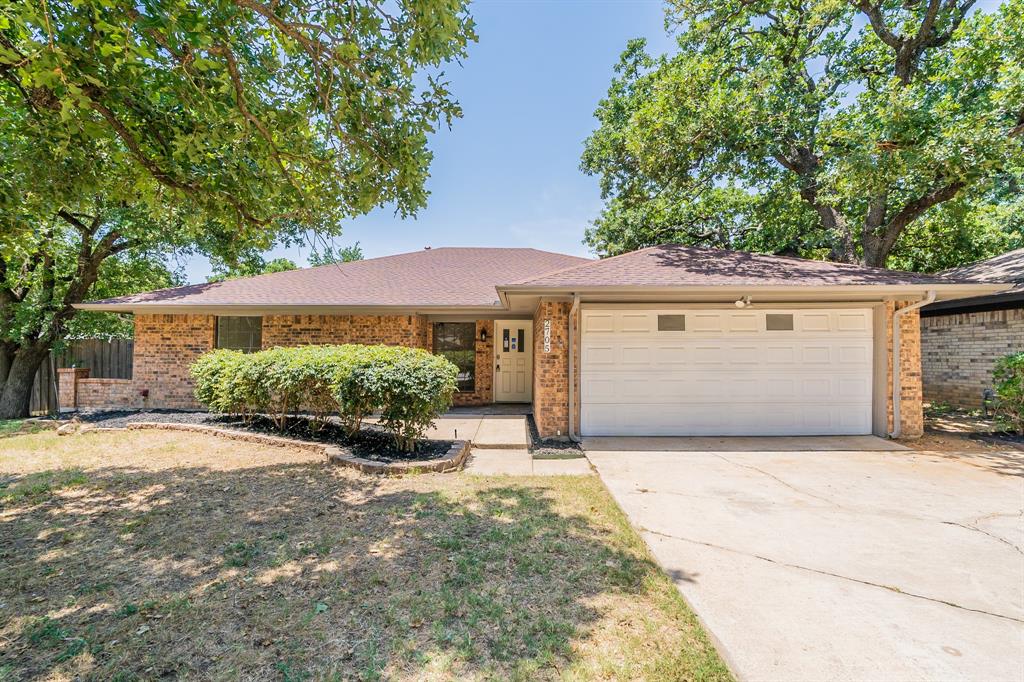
<box><xmin>480</xmin><ymin>328</ymin><xmax>488</xmax><ymax>342</ymax></box>
<box><xmin>734</xmin><ymin>296</ymin><xmax>753</xmax><ymax>309</ymax></box>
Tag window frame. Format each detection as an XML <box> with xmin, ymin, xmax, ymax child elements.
<box><xmin>765</xmin><ymin>313</ymin><xmax>795</xmax><ymax>331</ymax></box>
<box><xmin>215</xmin><ymin>316</ymin><xmax>263</xmax><ymax>353</ymax></box>
<box><xmin>433</xmin><ymin>322</ymin><xmax>476</xmax><ymax>393</ymax></box>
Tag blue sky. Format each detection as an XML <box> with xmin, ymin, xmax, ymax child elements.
<box><xmin>182</xmin><ymin>0</ymin><xmax>677</xmax><ymax>282</ymax></box>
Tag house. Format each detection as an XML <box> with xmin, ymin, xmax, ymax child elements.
<box><xmin>68</xmin><ymin>245</ymin><xmax>1005</xmax><ymax>439</ymax></box>
<box><xmin>920</xmin><ymin>248</ymin><xmax>1024</xmax><ymax>409</ymax></box>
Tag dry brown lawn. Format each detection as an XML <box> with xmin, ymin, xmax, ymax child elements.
<box><xmin>0</xmin><ymin>428</ymin><xmax>730</xmax><ymax>681</ymax></box>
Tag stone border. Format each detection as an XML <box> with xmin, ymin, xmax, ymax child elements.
<box><xmin>102</xmin><ymin>422</ymin><xmax>470</xmax><ymax>475</ymax></box>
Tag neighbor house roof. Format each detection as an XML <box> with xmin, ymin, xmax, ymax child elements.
<box><xmin>923</xmin><ymin>248</ymin><xmax>1024</xmax><ymax>316</ymax></box>
<box><xmin>942</xmin><ymin>248</ymin><xmax>1024</xmax><ymax>287</ymax></box>
<box><xmin>78</xmin><ymin>248</ymin><xmax>592</xmax><ymax>312</ymax></box>
<box><xmin>504</xmin><ymin>244</ymin><xmax>983</xmax><ymax>289</ymax></box>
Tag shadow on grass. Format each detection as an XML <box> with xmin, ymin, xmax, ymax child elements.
<box><xmin>0</xmin><ymin>460</ymin><xmax>701</xmax><ymax>680</ymax></box>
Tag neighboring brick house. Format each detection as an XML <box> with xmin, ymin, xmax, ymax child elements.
<box><xmin>921</xmin><ymin>249</ymin><xmax>1024</xmax><ymax>409</ymax></box>
<box><xmin>71</xmin><ymin>245</ymin><xmax>1005</xmax><ymax>439</ymax></box>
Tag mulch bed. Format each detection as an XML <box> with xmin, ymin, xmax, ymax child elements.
<box><xmin>969</xmin><ymin>431</ymin><xmax>1024</xmax><ymax>449</ymax></box>
<box><xmin>77</xmin><ymin>409</ymin><xmax>453</xmax><ymax>463</ymax></box>
<box><xmin>526</xmin><ymin>413</ymin><xmax>585</xmax><ymax>459</ymax></box>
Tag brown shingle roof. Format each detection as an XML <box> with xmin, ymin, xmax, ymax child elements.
<box><xmin>86</xmin><ymin>248</ymin><xmax>592</xmax><ymax>309</ymax></box>
<box><xmin>942</xmin><ymin>248</ymin><xmax>1024</xmax><ymax>289</ymax></box>
<box><xmin>507</xmin><ymin>244</ymin><xmax>977</xmax><ymax>288</ymax></box>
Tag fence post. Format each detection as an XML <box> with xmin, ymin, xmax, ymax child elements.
<box><xmin>57</xmin><ymin>367</ymin><xmax>91</xmax><ymax>413</ymax></box>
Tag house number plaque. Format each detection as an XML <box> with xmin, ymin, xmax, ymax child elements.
<box><xmin>543</xmin><ymin>319</ymin><xmax>551</xmax><ymax>353</ymax></box>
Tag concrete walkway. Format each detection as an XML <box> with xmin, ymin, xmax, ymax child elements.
<box><xmin>587</xmin><ymin>437</ymin><xmax>1024</xmax><ymax>682</ymax></box>
<box><xmin>417</xmin><ymin>408</ymin><xmax>529</xmax><ymax>448</ymax></box>
<box><xmin>464</xmin><ymin>449</ymin><xmax>592</xmax><ymax>476</ymax></box>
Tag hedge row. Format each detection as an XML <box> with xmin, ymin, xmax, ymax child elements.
<box><xmin>190</xmin><ymin>344</ymin><xmax>459</xmax><ymax>450</ymax></box>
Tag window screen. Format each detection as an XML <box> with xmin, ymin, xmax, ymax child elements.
<box><xmin>657</xmin><ymin>314</ymin><xmax>686</xmax><ymax>331</ymax></box>
<box><xmin>433</xmin><ymin>322</ymin><xmax>475</xmax><ymax>392</ymax></box>
<box><xmin>765</xmin><ymin>314</ymin><xmax>795</xmax><ymax>331</ymax></box>
<box><xmin>216</xmin><ymin>316</ymin><xmax>262</xmax><ymax>352</ymax></box>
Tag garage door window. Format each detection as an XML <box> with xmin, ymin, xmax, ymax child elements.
<box><xmin>765</xmin><ymin>314</ymin><xmax>794</xmax><ymax>331</ymax></box>
<box><xmin>657</xmin><ymin>314</ymin><xmax>686</xmax><ymax>331</ymax></box>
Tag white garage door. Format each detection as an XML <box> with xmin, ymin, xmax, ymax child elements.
<box><xmin>581</xmin><ymin>308</ymin><xmax>874</xmax><ymax>436</ymax></box>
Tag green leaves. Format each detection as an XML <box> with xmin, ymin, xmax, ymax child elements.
<box><xmin>190</xmin><ymin>344</ymin><xmax>459</xmax><ymax>450</ymax></box>
<box><xmin>583</xmin><ymin>0</ymin><xmax>1024</xmax><ymax>267</ymax></box>
<box><xmin>1</xmin><ymin>0</ymin><xmax>476</xmax><ymax>230</ymax></box>
<box><xmin>993</xmin><ymin>352</ymin><xmax>1024</xmax><ymax>434</ymax></box>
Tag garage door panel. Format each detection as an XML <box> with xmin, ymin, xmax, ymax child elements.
<box><xmin>620</xmin><ymin>345</ymin><xmax>652</xmax><ymax>365</ymax></box>
<box><xmin>654</xmin><ymin>345</ymin><xmax>688</xmax><ymax>364</ymax></box>
<box><xmin>580</xmin><ymin>307</ymin><xmax>873</xmax><ymax>436</ymax></box>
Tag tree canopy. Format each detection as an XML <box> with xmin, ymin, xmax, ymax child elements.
<box><xmin>581</xmin><ymin>0</ymin><xmax>1024</xmax><ymax>267</ymax></box>
<box><xmin>0</xmin><ymin>0</ymin><xmax>475</xmax><ymax>417</ymax></box>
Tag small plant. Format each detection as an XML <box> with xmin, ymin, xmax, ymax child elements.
<box><xmin>992</xmin><ymin>352</ymin><xmax>1024</xmax><ymax>434</ymax></box>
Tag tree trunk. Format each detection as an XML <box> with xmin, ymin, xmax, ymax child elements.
<box><xmin>861</xmin><ymin>239</ymin><xmax>888</xmax><ymax>268</ymax></box>
<box><xmin>0</xmin><ymin>345</ymin><xmax>50</xmax><ymax>419</ymax></box>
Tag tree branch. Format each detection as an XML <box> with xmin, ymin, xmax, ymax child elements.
<box><xmin>876</xmin><ymin>179</ymin><xmax>966</xmax><ymax>257</ymax></box>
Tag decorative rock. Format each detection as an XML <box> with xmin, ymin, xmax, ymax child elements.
<box><xmin>56</xmin><ymin>423</ymin><xmax>78</xmax><ymax>436</ymax></box>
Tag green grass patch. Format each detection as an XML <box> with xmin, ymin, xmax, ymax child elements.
<box><xmin>0</xmin><ymin>469</ymin><xmax>88</xmax><ymax>505</ymax></box>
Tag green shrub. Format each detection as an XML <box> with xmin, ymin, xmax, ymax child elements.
<box><xmin>191</xmin><ymin>349</ymin><xmax>251</xmax><ymax>415</ymax></box>
<box><xmin>190</xmin><ymin>344</ymin><xmax>458</xmax><ymax>448</ymax></box>
<box><xmin>346</xmin><ymin>348</ymin><xmax>458</xmax><ymax>451</ymax></box>
<box><xmin>333</xmin><ymin>345</ymin><xmax>406</xmax><ymax>436</ymax></box>
<box><xmin>993</xmin><ymin>352</ymin><xmax>1024</xmax><ymax>434</ymax></box>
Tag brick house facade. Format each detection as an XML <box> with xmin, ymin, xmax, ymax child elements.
<box><xmin>921</xmin><ymin>308</ymin><xmax>1024</xmax><ymax>409</ymax></box>
<box><xmin>70</xmin><ymin>245</ymin><xmax>1002</xmax><ymax>440</ymax></box>
<box><xmin>69</xmin><ymin>313</ymin><xmax>494</xmax><ymax>411</ymax></box>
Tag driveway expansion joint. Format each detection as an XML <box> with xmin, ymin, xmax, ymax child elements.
<box><xmin>639</xmin><ymin>526</ymin><xmax>1024</xmax><ymax>625</ymax></box>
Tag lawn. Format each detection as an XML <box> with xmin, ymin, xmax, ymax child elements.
<box><xmin>0</xmin><ymin>429</ymin><xmax>730</xmax><ymax>681</ymax></box>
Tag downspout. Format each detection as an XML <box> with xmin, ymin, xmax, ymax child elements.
<box><xmin>568</xmin><ymin>294</ymin><xmax>581</xmax><ymax>442</ymax></box>
<box><xmin>889</xmin><ymin>290</ymin><xmax>936</xmax><ymax>439</ymax></box>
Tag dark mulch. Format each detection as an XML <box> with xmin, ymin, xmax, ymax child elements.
<box><xmin>970</xmin><ymin>431</ymin><xmax>1024</xmax><ymax>449</ymax></box>
<box><xmin>76</xmin><ymin>409</ymin><xmax>453</xmax><ymax>462</ymax></box>
<box><xmin>526</xmin><ymin>413</ymin><xmax>584</xmax><ymax>459</ymax></box>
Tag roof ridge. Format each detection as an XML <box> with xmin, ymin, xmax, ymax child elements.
<box><xmin>507</xmin><ymin>245</ymin><xmax>653</xmax><ymax>285</ymax></box>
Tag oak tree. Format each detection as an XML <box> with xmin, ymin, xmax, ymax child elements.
<box><xmin>0</xmin><ymin>0</ymin><xmax>475</xmax><ymax>417</ymax></box>
<box><xmin>582</xmin><ymin>0</ymin><xmax>1024</xmax><ymax>266</ymax></box>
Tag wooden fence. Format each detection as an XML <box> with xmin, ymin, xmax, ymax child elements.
<box><xmin>28</xmin><ymin>339</ymin><xmax>134</xmax><ymax>415</ymax></box>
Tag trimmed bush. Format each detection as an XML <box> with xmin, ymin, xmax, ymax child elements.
<box><xmin>190</xmin><ymin>344</ymin><xmax>459</xmax><ymax>450</ymax></box>
<box><xmin>993</xmin><ymin>352</ymin><xmax>1024</xmax><ymax>434</ymax></box>
<box><xmin>346</xmin><ymin>348</ymin><xmax>459</xmax><ymax>451</ymax></box>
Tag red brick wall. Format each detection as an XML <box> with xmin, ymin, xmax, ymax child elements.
<box><xmin>77</xmin><ymin>379</ymin><xmax>142</xmax><ymax>409</ymax></box>
<box><xmin>74</xmin><ymin>313</ymin><xmax>494</xmax><ymax>411</ymax></box>
<box><xmin>262</xmin><ymin>314</ymin><xmax>430</xmax><ymax>349</ymax></box>
<box><xmin>532</xmin><ymin>300</ymin><xmax>572</xmax><ymax>438</ymax></box>
<box><xmin>57</xmin><ymin>368</ymin><xmax>91</xmax><ymax>412</ymax></box>
<box><xmin>133</xmin><ymin>314</ymin><xmax>217</xmax><ymax>409</ymax></box>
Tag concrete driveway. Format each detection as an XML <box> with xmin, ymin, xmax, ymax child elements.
<box><xmin>585</xmin><ymin>437</ymin><xmax>1024</xmax><ymax>682</ymax></box>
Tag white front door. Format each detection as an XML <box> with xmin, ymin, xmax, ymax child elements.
<box><xmin>494</xmin><ymin>320</ymin><xmax>533</xmax><ymax>402</ymax></box>
<box><xmin>581</xmin><ymin>308</ymin><xmax>874</xmax><ymax>436</ymax></box>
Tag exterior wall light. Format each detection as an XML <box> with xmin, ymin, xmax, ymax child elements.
<box><xmin>735</xmin><ymin>296</ymin><xmax>753</xmax><ymax>309</ymax></box>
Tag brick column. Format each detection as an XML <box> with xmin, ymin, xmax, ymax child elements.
<box><xmin>533</xmin><ymin>299</ymin><xmax>571</xmax><ymax>439</ymax></box>
<box><xmin>57</xmin><ymin>367</ymin><xmax>90</xmax><ymax>413</ymax></box>
<box><xmin>886</xmin><ymin>301</ymin><xmax>924</xmax><ymax>438</ymax></box>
